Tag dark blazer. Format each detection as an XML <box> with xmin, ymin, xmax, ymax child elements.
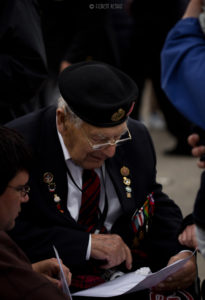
<box><xmin>7</xmin><ymin>106</ymin><xmax>185</xmax><ymax>273</ymax></box>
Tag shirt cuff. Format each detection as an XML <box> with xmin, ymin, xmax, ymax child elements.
<box><xmin>86</xmin><ymin>234</ymin><xmax>91</xmax><ymax>260</ymax></box>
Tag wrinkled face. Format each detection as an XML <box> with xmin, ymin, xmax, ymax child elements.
<box><xmin>0</xmin><ymin>170</ymin><xmax>29</xmax><ymax>231</ymax></box>
<box><xmin>57</xmin><ymin>108</ymin><xmax>128</xmax><ymax>169</ymax></box>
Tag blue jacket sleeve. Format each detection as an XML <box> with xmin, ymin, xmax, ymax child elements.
<box><xmin>161</xmin><ymin>17</ymin><xmax>205</xmax><ymax>130</ymax></box>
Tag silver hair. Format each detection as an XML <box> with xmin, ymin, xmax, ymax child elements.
<box><xmin>57</xmin><ymin>96</ymin><xmax>83</xmax><ymax>128</ymax></box>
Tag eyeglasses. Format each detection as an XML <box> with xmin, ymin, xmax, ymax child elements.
<box><xmin>7</xmin><ymin>185</ymin><xmax>30</xmax><ymax>197</ymax></box>
<box><xmin>82</xmin><ymin>127</ymin><xmax>132</xmax><ymax>150</ymax></box>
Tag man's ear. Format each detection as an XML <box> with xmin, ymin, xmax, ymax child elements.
<box><xmin>56</xmin><ymin>108</ymin><xmax>68</xmax><ymax>133</ymax></box>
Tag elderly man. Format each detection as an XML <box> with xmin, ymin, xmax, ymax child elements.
<box><xmin>161</xmin><ymin>0</ymin><xmax>205</xmax><ymax>132</ymax></box>
<box><xmin>0</xmin><ymin>126</ymin><xmax>71</xmax><ymax>299</ymax></box>
<box><xmin>7</xmin><ymin>61</ymin><xmax>198</xmax><ymax>299</ymax></box>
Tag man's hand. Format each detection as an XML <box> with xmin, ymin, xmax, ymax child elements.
<box><xmin>91</xmin><ymin>233</ymin><xmax>132</xmax><ymax>270</ymax></box>
<box><xmin>32</xmin><ymin>258</ymin><xmax>72</xmax><ymax>289</ymax></box>
<box><xmin>188</xmin><ymin>133</ymin><xmax>205</xmax><ymax>168</ymax></box>
<box><xmin>178</xmin><ymin>224</ymin><xmax>198</xmax><ymax>249</ymax></box>
<box><xmin>152</xmin><ymin>251</ymin><xmax>196</xmax><ymax>292</ymax></box>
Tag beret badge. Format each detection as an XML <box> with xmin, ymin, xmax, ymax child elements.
<box><xmin>111</xmin><ymin>108</ymin><xmax>125</xmax><ymax>122</ymax></box>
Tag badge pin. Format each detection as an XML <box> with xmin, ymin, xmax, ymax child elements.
<box><xmin>125</xmin><ymin>186</ymin><xmax>132</xmax><ymax>193</ymax></box>
<box><xmin>56</xmin><ymin>203</ymin><xmax>64</xmax><ymax>213</ymax></box>
<box><xmin>123</xmin><ymin>177</ymin><xmax>131</xmax><ymax>185</ymax></box>
<box><xmin>54</xmin><ymin>194</ymin><xmax>61</xmax><ymax>203</ymax></box>
<box><xmin>43</xmin><ymin>172</ymin><xmax>54</xmax><ymax>184</ymax></box>
<box><xmin>43</xmin><ymin>172</ymin><xmax>64</xmax><ymax>213</ymax></box>
<box><xmin>111</xmin><ymin>108</ymin><xmax>125</xmax><ymax>122</ymax></box>
<box><xmin>48</xmin><ymin>182</ymin><xmax>56</xmax><ymax>192</ymax></box>
<box><xmin>120</xmin><ymin>166</ymin><xmax>130</xmax><ymax>177</ymax></box>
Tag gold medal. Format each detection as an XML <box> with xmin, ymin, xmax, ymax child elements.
<box><xmin>120</xmin><ymin>166</ymin><xmax>130</xmax><ymax>176</ymax></box>
<box><xmin>123</xmin><ymin>177</ymin><xmax>131</xmax><ymax>185</ymax></box>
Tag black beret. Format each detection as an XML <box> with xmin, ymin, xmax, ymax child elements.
<box><xmin>58</xmin><ymin>61</ymin><xmax>138</xmax><ymax>127</ymax></box>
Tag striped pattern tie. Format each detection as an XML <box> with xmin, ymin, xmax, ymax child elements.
<box><xmin>78</xmin><ymin>169</ymin><xmax>100</xmax><ymax>232</ymax></box>
<box><xmin>72</xmin><ymin>169</ymin><xmax>108</xmax><ymax>290</ymax></box>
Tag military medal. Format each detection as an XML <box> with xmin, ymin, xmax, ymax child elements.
<box><xmin>54</xmin><ymin>194</ymin><xmax>61</xmax><ymax>202</ymax></box>
<box><xmin>43</xmin><ymin>172</ymin><xmax>54</xmax><ymax>184</ymax></box>
<box><xmin>125</xmin><ymin>186</ymin><xmax>131</xmax><ymax>193</ymax></box>
<box><xmin>131</xmin><ymin>193</ymin><xmax>155</xmax><ymax>242</ymax></box>
<box><xmin>56</xmin><ymin>203</ymin><xmax>64</xmax><ymax>214</ymax></box>
<box><xmin>137</xmin><ymin>209</ymin><xmax>144</xmax><ymax>227</ymax></box>
<box><xmin>120</xmin><ymin>166</ymin><xmax>132</xmax><ymax>198</ymax></box>
<box><xmin>125</xmin><ymin>186</ymin><xmax>132</xmax><ymax>198</ymax></box>
<box><xmin>43</xmin><ymin>171</ymin><xmax>64</xmax><ymax>213</ymax></box>
<box><xmin>48</xmin><ymin>182</ymin><xmax>56</xmax><ymax>192</ymax></box>
<box><xmin>120</xmin><ymin>166</ymin><xmax>130</xmax><ymax>177</ymax></box>
<box><xmin>127</xmin><ymin>192</ymin><xmax>132</xmax><ymax>198</ymax></box>
<box><xmin>123</xmin><ymin>177</ymin><xmax>131</xmax><ymax>185</ymax></box>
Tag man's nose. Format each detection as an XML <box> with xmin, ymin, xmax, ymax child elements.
<box><xmin>101</xmin><ymin>144</ymin><xmax>116</xmax><ymax>158</ymax></box>
<box><xmin>21</xmin><ymin>193</ymin><xmax>29</xmax><ymax>203</ymax></box>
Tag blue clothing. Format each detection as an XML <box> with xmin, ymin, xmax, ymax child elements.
<box><xmin>161</xmin><ymin>17</ymin><xmax>205</xmax><ymax>130</ymax></box>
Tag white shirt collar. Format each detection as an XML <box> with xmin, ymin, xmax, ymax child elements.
<box><xmin>57</xmin><ymin>128</ymin><xmax>71</xmax><ymax>161</ymax></box>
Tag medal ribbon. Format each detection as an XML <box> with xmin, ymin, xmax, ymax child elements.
<box><xmin>132</xmin><ymin>193</ymin><xmax>155</xmax><ymax>233</ymax></box>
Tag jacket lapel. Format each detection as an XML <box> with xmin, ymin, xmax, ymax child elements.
<box><xmin>37</xmin><ymin>107</ymin><xmax>71</xmax><ymax>219</ymax></box>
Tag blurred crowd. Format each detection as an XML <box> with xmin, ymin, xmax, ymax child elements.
<box><xmin>0</xmin><ymin>0</ymin><xmax>193</xmax><ymax>155</ymax></box>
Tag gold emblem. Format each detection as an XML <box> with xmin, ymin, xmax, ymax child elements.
<box><xmin>127</xmin><ymin>192</ymin><xmax>132</xmax><ymax>198</ymax></box>
<box><xmin>120</xmin><ymin>166</ymin><xmax>130</xmax><ymax>176</ymax></box>
<box><xmin>123</xmin><ymin>177</ymin><xmax>131</xmax><ymax>185</ymax></box>
<box><xmin>111</xmin><ymin>108</ymin><xmax>125</xmax><ymax>122</ymax></box>
<box><xmin>43</xmin><ymin>172</ymin><xmax>54</xmax><ymax>184</ymax></box>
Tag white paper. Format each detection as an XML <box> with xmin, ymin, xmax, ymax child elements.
<box><xmin>53</xmin><ymin>245</ymin><xmax>73</xmax><ymax>300</ymax></box>
<box><xmin>72</xmin><ymin>251</ymin><xmax>194</xmax><ymax>297</ymax></box>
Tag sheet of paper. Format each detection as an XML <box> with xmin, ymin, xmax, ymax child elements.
<box><xmin>53</xmin><ymin>245</ymin><xmax>73</xmax><ymax>300</ymax></box>
<box><xmin>72</xmin><ymin>251</ymin><xmax>194</xmax><ymax>297</ymax></box>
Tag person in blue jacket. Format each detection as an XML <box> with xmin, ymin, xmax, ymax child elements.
<box><xmin>161</xmin><ymin>0</ymin><xmax>205</xmax><ymax>131</ymax></box>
